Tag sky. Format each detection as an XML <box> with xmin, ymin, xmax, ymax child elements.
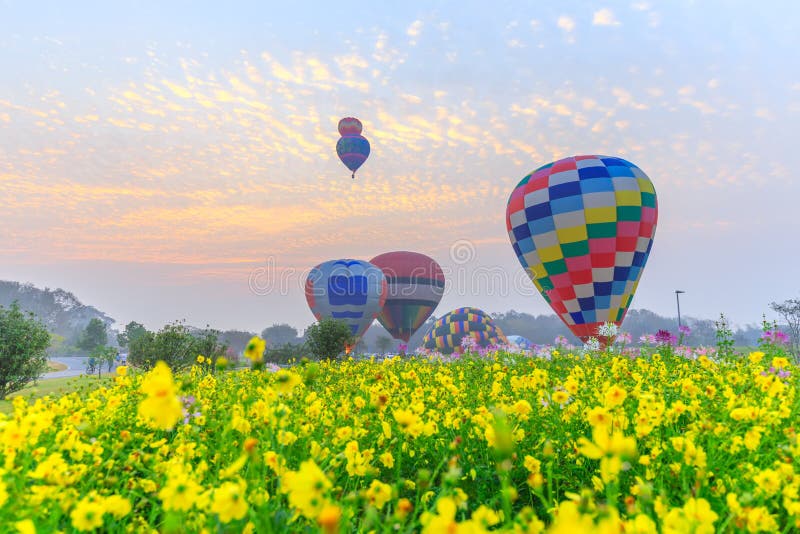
<box><xmin>0</xmin><ymin>0</ymin><xmax>798</xmax><ymax>333</ymax></box>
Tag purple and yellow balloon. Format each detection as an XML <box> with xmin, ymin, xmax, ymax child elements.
<box><xmin>336</xmin><ymin>117</ymin><xmax>370</xmax><ymax>179</ymax></box>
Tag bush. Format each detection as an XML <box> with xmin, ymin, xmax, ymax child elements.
<box><xmin>0</xmin><ymin>302</ymin><xmax>51</xmax><ymax>397</ymax></box>
<box><xmin>264</xmin><ymin>342</ymin><xmax>308</xmax><ymax>365</ymax></box>
<box><xmin>129</xmin><ymin>323</ymin><xmax>227</xmax><ymax>371</ymax></box>
<box><xmin>304</xmin><ymin>318</ymin><xmax>355</xmax><ymax>361</ymax></box>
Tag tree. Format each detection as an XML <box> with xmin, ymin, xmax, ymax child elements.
<box><xmin>0</xmin><ymin>302</ymin><xmax>51</xmax><ymax>397</ymax></box>
<box><xmin>78</xmin><ymin>318</ymin><xmax>108</xmax><ymax>352</ymax></box>
<box><xmin>89</xmin><ymin>345</ymin><xmax>118</xmax><ymax>377</ymax></box>
<box><xmin>220</xmin><ymin>330</ymin><xmax>258</xmax><ymax>358</ymax></box>
<box><xmin>261</xmin><ymin>323</ymin><xmax>300</xmax><ymax>346</ymax></box>
<box><xmin>376</xmin><ymin>335</ymin><xmax>393</xmax><ymax>355</ymax></box>
<box><xmin>304</xmin><ymin>318</ymin><xmax>355</xmax><ymax>361</ymax></box>
<box><xmin>129</xmin><ymin>323</ymin><xmax>227</xmax><ymax>371</ymax></box>
<box><xmin>117</xmin><ymin>321</ymin><xmax>148</xmax><ymax>348</ymax></box>
<box><xmin>771</xmin><ymin>298</ymin><xmax>800</xmax><ymax>355</ymax></box>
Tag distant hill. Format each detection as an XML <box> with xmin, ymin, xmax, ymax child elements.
<box><xmin>0</xmin><ymin>281</ymin><xmax>115</xmax><ymax>345</ymax></box>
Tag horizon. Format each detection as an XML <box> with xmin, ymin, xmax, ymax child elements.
<box><xmin>1</xmin><ymin>1</ymin><xmax>798</xmax><ymax>334</ymax></box>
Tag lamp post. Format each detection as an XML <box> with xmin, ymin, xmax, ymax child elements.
<box><xmin>675</xmin><ymin>290</ymin><xmax>685</xmax><ymax>328</ymax></box>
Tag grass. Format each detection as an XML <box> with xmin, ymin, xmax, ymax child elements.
<box><xmin>0</xmin><ymin>374</ymin><xmax>112</xmax><ymax>415</ymax></box>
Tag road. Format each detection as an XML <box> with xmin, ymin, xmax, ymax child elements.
<box><xmin>46</xmin><ymin>356</ymin><xmax>120</xmax><ymax>379</ymax></box>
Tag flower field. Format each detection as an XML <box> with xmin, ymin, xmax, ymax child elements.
<box><xmin>1</xmin><ymin>345</ymin><xmax>799</xmax><ymax>533</ymax></box>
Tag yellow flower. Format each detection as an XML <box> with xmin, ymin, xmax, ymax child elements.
<box><xmin>421</xmin><ymin>497</ymin><xmax>459</xmax><ymax>534</ymax></box>
<box><xmin>395</xmin><ymin>498</ymin><xmax>414</xmax><ymax>519</ymax></box>
<box><xmin>663</xmin><ymin>498</ymin><xmax>718</xmax><ymax>534</ymax></box>
<box><xmin>70</xmin><ymin>498</ymin><xmax>105</xmax><ymax>532</ymax></box>
<box><xmin>365</xmin><ymin>479</ymin><xmax>393</xmax><ymax>509</ymax></box>
<box><xmin>586</xmin><ymin>406</ymin><xmax>611</xmax><ymax>427</ymax></box>
<box><xmin>524</xmin><ymin>455</ymin><xmax>541</xmax><ymax>474</ymax></box>
<box><xmin>625</xmin><ymin>513</ymin><xmax>658</xmax><ymax>533</ymax></box>
<box><xmin>15</xmin><ymin>520</ymin><xmax>36</xmax><ymax>534</ymax></box>
<box><xmin>604</xmin><ymin>385</ymin><xmax>627</xmax><ymax>408</ymax></box>
<box><xmin>749</xmin><ymin>351</ymin><xmax>765</xmax><ymax>363</ymax></box>
<box><xmin>513</xmin><ymin>399</ymin><xmax>532</xmax><ymax>419</ymax></box>
<box><xmin>548</xmin><ymin>501</ymin><xmax>595</xmax><ymax>534</ymax></box>
<box><xmin>210</xmin><ymin>480</ymin><xmax>249</xmax><ymax>523</ymax></box>
<box><xmin>772</xmin><ymin>356</ymin><xmax>790</xmax><ymax>369</ymax></box>
<box><xmin>159</xmin><ymin>472</ymin><xmax>203</xmax><ymax>511</ymax></box>
<box><xmin>196</xmin><ymin>355</ymin><xmax>205</xmax><ymax>364</ymax></box>
<box><xmin>137</xmin><ymin>361</ymin><xmax>183</xmax><ymax>431</ymax></box>
<box><xmin>274</xmin><ymin>370</ymin><xmax>301</xmax><ymax>395</ymax></box>
<box><xmin>103</xmin><ymin>495</ymin><xmax>132</xmax><ymax>519</ymax></box>
<box><xmin>577</xmin><ymin>425</ymin><xmax>636</xmax><ymax>483</ymax></box>
<box><xmin>244</xmin><ymin>336</ymin><xmax>266</xmax><ymax>363</ymax></box>
<box><xmin>116</xmin><ymin>365</ymin><xmax>128</xmax><ymax>376</ymax></box>
<box><xmin>746</xmin><ymin>506</ymin><xmax>777</xmax><ymax>532</ymax></box>
<box><xmin>552</xmin><ymin>390</ymin><xmax>570</xmax><ymax>404</ymax></box>
<box><xmin>577</xmin><ymin>426</ymin><xmax>636</xmax><ymax>460</ymax></box>
<box><xmin>281</xmin><ymin>459</ymin><xmax>332</xmax><ymax>519</ymax></box>
<box><xmin>380</xmin><ymin>452</ymin><xmax>395</xmax><ymax>468</ymax></box>
<box><xmin>393</xmin><ymin>408</ymin><xmax>422</xmax><ymax>437</ymax></box>
<box><xmin>753</xmin><ymin>468</ymin><xmax>781</xmax><ymax>496</ymax></box>
<box><xmin>317</xmin><ymin>504</ymin><xmax>341</xmax><ymax>534</ymax></box>
<box><xmin>470</xmin><ymin>505</ymin><xmax>500</xmax><ymax>528</ymax></box>
<box><xmin>744</xmin><ymin>427</ymin><xmax>763</xmax><ymax>451</ymax></box>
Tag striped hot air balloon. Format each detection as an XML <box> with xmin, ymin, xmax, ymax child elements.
<box><xmin>421</xmin><ymin>307</ymin><xmax>508</xmax><ymax>355</ymax></box>
<box><xmin>506</xmin><ymin>155</ymin><xmax>658</xmax><ymax>342</ymax></box>
<box><xmin>305</xmin><ymin>259</ymin><xmax>387</xmax><ymax>340</ymax></box>
<box><xmin>370</xmin><ymin>251</ymin><xmax>445</xmax><ymax>343</ymax></box>
<box><xmin>336</xmin><ymin>117</ymin><xmax>370</xmax><ymax>179</ymax></box>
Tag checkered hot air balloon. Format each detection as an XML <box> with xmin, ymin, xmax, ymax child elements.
<box><xmin>506</xmin><ymin>155</ymin><xmax>658</xmax><ymax>342</ymax></box>
<box><xmin>336</xmin><ymin>117</ymin><xmax>370</xmax><ymax>179</ymax></box>
<box><xmin>305</xmin><ymin>259</ymin><xmax>387</xmax><ymax>340</ymax></box>
<box><xmin>421</xmin><ymin>307</ymin><xmax>508</xmax><ymax>355</ymax></box>
<box><xmin>370</xmin><ymin>251</ymin><xmax>445</xmax><ymax>343</ymax></box>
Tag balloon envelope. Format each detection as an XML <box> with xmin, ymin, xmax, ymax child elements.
<box><xmin>506</xmin><ymin>155</ymin><xmax>658</xmax><ymax>341</ymax></box>
<box><xmin>336</xmin><ymin>135</ymin><xmax>370</xmax><ymax>174</ymax></box>
<box><xmin>338</xmin><ymin>117</ymin><xmax>363</xmax><ymax>137</ymax></box>
<box><xmin>305</xmin><ymin>259</ymin><xmax>387</xmax><ymax>340</ymax></box>
<box><xmin>422</xmin><ymin>307</ymin><xmax>508</xmax><ymax>354</ymax></box>
<box><xmin>370</xmin><ymin>251</ymin><xmax>445</xmax><ymax>342</ymax></box>
<box><xmin>506</xmin><ymin>335</ymin><xmax>534</xmax><ymax>349</ymax></box>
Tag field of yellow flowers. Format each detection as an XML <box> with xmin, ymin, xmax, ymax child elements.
<box><xmin>1</xmin><ymin>345</ymin><xmax>799</xmax><ymax>533</ymax></box>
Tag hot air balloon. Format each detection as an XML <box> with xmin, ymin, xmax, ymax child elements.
<box><xmin>421</xmin><ymin>307</ymin><xmax>508</xmax><ymax>354</ymax></box>
<box><xmin>506</xmin><ymin>335</ymin><xmax>534</xmax><ymax>350</ymax></box>
<box><xmin>370</xmin><ymin>251</ymin><xmax>445</xmax><ymax>342</ymax></box>
<box><xmin>506</xmin><ymin>155</ymin><xmax>658</xmax><ymax>342</ymax></box>
<box><xmin>305</xmin><ymin>259</ymin><xmax>387</xmax><ymax>340</ymax></box>
<box><xmin>336</xmin><ymin>117</ymin><xmax>370</xmax><ymax>179</ymax></box>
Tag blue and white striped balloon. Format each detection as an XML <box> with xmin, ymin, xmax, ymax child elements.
<box><xmin>304</xmin><ymin>259</ymin><xmax>387</xmax><ymax>340</ymax></box>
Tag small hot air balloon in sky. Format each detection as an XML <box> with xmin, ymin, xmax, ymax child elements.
<box><xmin>305</xmin><ymin>259</ymin><xmax>387</xmax><ymax>340</ymax></box>
<box><xmin>370</xmin><ymin>251</ymin><xmax>445</xmax><ymax>342</ymax></box>
<box><xmin>421</xmin><ymin>307</ymin><xmax>508</xmax><ymax>355</ymax></box>
<box><xmin>506</xmin><ymin>155</ymin><xmax>658</xmax><ymax>342</ymax></box>
<box><xmin>336</xmin><ymin>117</ymin><xmax>370</xmax><ymax>179</ymax></box>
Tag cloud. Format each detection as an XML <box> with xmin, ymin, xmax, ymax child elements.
<box><xmin>557</xmin><ymin>15</ymin><xmax>576</xmax><ymax>32</ymax></box>
<box><xmin>754</xmin><ymin>107</ymin><xmax>774</xmax><ymax>120</ymax></box>
<box><xmin>592</xmin><ymin>8</ymin><xmax>621</xmax><ymax>26</ymax></box>
<box><xmin>407</xmin><ymin>20</ymin><xmax>423</xmax><ymax>39</ymax></box>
